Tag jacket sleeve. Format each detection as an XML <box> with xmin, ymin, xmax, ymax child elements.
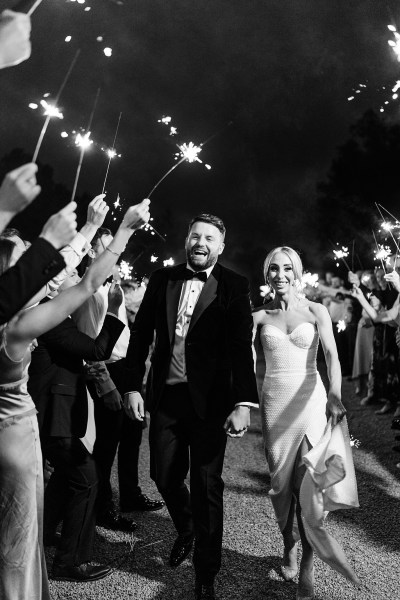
<box><xmin>227</xmin><ymin>276</ymin><xmax>260</xmax><ymax>407</ymax></box>
<box><xmin>43</xmin><ymin>314</ymin><xmax>125</xmax><ymax>361</ymax></box>
<box><xmin>125</xmin><ymin>270</ymin><xmax>161</xmax><ymax>392</ymax></box>
<box><xmin>0</xmin><ymin>237</ymin><xmax>65</xmax><ymax>325</ymax></box>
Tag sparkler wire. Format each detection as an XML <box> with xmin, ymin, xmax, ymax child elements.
<box><xmin>377</xmin><ymin>203</ymin><xmax>400</xmax><ymax>224</ymax></box>
<box><xmin>71</xmin><ymin>87</ymin><xmax>101</xmax><ymax>203</ymax></box>
<box><xmin>371</xmin><ymin>229</ymin><xmax>387</xmax><ymax>273</ymax></box>
<box><xmin>32</xmin><ymin>49</ymin><xmax>80</xmax><ymax>163</ymax></box>
<box><xmin>27</xmin><ymin>0</ymin><xmax>44</xmax><ymax>16</ymax></box>
<box><xmin>101</xmin><ymin>111</ymin><xmax>122</xmax><ymax>195</ymax></box>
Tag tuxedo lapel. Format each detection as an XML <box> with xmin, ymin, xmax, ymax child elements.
<box><xmin>188</xmin><ymin>267</ymin><xmax>219</xmax><ymax>334</ymax></box>
<box><xmin>166</xmin><ymin>271</ymin><xmax>184</xmax><ymax>344</ymax></box>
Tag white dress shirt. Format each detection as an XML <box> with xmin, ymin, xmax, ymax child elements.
<box><xmin>166</xmin><ymin>265</ymin><xmax>214</xmax><ymax>384</ymax></box>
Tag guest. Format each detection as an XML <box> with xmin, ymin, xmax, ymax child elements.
<box><xmin>0</xmin><ymin>199</ymin><xmax>150</xmax><ymax>599</ymax></box>
<box><xmin>28</xmin><ymin>282</ymin><xmax>126</xmax><ymax>582</ymax></box>
<box><xmin>0</xmin><ymin>201</ymin><xmax>78</xmax><ymax>325</ymax></box>
<box><xmin>74</xmin><ymin>228</ymin><xmax>164</xmax><ymax>531</ymax></box>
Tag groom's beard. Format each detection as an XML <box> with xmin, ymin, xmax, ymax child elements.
<box><xmin>186</xmin><ymin>247</ymin><xmax>218</xmax><ymax>271</ymax></box>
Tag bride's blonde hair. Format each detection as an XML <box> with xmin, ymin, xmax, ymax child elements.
<box><xmin>263</xmin><ymin>246</ymin><xmax>303</xmax><ymax>289</ymax></box>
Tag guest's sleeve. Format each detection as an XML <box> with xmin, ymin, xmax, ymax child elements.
<box><xmin>0</xmin><ymin>237</ymin><xmax>65</xmax><ymax>325</ymax></box>
<box><xmin>45</xmin><ymin>232</ymin><xmax>90</xmax><ymax>295</ymax></box>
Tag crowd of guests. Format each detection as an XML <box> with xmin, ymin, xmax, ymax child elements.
<box><xmin>305</xmin><ymin>266</ymin><xmax>400</xmax><ymax>470</ymax></box>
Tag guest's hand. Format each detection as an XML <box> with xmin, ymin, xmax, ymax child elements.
<box><xmin>107</xmin><ymin>282</ymin><xmax>123</xmax><ymax>314</ymax></box>
<box><xmin>351</xmin><ymin>286</ymin><xmax>363</xmax><ymax>299</ymax></box>
<box><xmin>384</xmin><ymin>270</ymin><xmax>400</xmax><ymax>293</ymax></box>
<box><xmin>123</xmin><ymin>391</ymin><xmax>145</xmax><ymax>421</ymax></box>
<box><xmin>120</xmin><ymin>199</ymin><xmax>150</xmax><ymax>231</ymax></box>
<box><xmin>224</xmin><ymin>406</ymin><xmax>250</xmax><ymax>438</ymax></box>
<box><xmin>0</xmin><ymin>9</ymin><xmax>31</xmax><ymax>69</ymax></box>
<box><xmin>86</xmin><ymin>194</ymin><xmax>109</xmax><ymax>228</ymax></box>
<box><xmin>0</xmin><ymin>163</ymin><xmax>41</xmax><ymax>217</ymax></box>
<box><xmin>348</xmin><ymin>271</ymin><xmax>360</xmax><ymax>287</ymax></box>
<box><xmin>326</xmin><ymin>392</ymin><xmax>346</xmax><ymax>427</ymax></box>
<box><xmin>40</xmin><ymin>201</ymin><xmax>77</xmax><ymax>249</ymax></box>
<box><xmin>102</xmin><ymin>388</ymin><xmax>122</xmax><ymax>411</ymax></box>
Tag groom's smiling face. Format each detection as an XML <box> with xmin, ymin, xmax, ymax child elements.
<box><xmin>185</xmin><ymin>221</ymin><xmax>225</xmax><ymax>271</ymax></box>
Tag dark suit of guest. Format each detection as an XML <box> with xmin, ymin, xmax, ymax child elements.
<box><xmin>0</xmin><ymin>237</ymin><xmax>65</xmax><ymax>325</ymax></box>
<box><xmin>125</xmin><ymin>262</ymin><xmax>259</xmax><ymax>584</ymax></box>
<box><xmin>28</xmin><ymin>312</ymin><xmax>124</xmax><ymax>568</ymax></box>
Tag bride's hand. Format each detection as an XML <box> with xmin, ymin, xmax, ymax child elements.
<box><xmin>327</xmin><ymin>392</ymin><xmax>346</xmax><ymax>427</ymax></box>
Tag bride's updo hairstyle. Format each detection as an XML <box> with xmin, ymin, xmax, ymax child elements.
<box><xmin>263</xmin><ymin>246</ymin><xmax>303</xmax><ymax>286</ymax></box>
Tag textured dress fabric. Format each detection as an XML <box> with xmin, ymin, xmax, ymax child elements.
<box><xmin>260</xmin><ymin>321</ymin><xmax>359</xmax><ymax>583</ymax></box>
<box><xmin>0</xmin><ymin>341</ymin><xmax>50</xmax><ymax>600</ymax></box>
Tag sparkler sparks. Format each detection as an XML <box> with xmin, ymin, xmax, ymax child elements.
<box><xmin>374</xmin><ymin>244</ymin><xmax>392</xmax><ymax>264</ymax></box>
<box><xmin>337</xmin><ymin>320</ymin><xmax>347</xmax><ymax>333</ymax></box>
<box><xmin>40</xmin><ymin>99</ymin><xmax>63</xmax><ymax>119</ymax></box>
<box><xmin>113</xmin><ymin>195</ymin><xmax>121</xmax><ymax>209</ymax></box>
<box><xmin>119</xmin><ymin>260</ymin><xmax>133</xmax><ymax>280</ymax></box>
<box><xmin>163</xmin><ymin>258</ymin><xmax>175</xmax><ymax>267</ymax></box>
<box><xmin>75</xmin><ymin>132</ymin><xmax>93</xmax><ymax>149</ymax></box>
<box><xmin>301</xmin><ymin>272</ymin><xmax>319</xmax><ymax>288</ymax></box>
<box><xmin>333</xmin><ymin>246</ymin><xmax>351</xmax><ymax>269</ymax></box>
<box><xmin>150</xmin><ymin>255</ymin><xmax>158</xmax><ymax>263</ymax></box>
<box><xmin>175</xmin><ymin>142</ymin><xmax>203</xmax><ymax>163</ymax></box>
<box><xmin>350</xmin><ymin>436</ymin><xmax>361</xmax><ymax>448</ymax></box>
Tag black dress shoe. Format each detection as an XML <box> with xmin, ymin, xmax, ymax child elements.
<box><xmin>169</xmin><ymin>534</ymin><xmax>194</xmax><ymax>567</ymax></box>
<box><xmin>97</xmin><ymin>509</ymin><xmax>137</xmax><ymax>532</ymax></box>
<box><xmin>120</xmin><ymin>493</ymin><xmax>165</xmax><ymax>512</ymax></box>
<box><xmin>52</xmin><ymin>562</ymin><xmax>111</xmax><ymax>582</ymax></box>
<box><xmin>195</xmin><ymin>583</ymin><xmax>218</xmax><ymax>599</ymax></box>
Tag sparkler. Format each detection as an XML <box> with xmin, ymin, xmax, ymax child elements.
<box><xmin>31</xmin><ymin>49</ymin><xmax>80</xmax><ymax>163</ymax></box>
<box><xmin>71</xmin><ymin>88</ymin><xmax>100</xmax><ymax>203</ymax></box>
<box><xmin>337</xmin><ymin>320</ymin><xmax>347</xmax><ymax>333</ymax></box>
<box><xmin>101</xmin><ymin>112</ymin><xmax>122</xmax><ymax>195</ymax></box>
<box><xmin>371</xmin><ymin>229</ymin><xmax>388</xmax><ymax>274</ymax></box>
<box><xmin>375</xmin><ymin>202</ymin><xmax>400</xmax><ymax>253</ymax></box>
<box><xmin>150</xmin><ymin>255</ymin><xmax>158</xmax><ymax>263</ymax></box>
<box><xmin>332</xmin><ymin>245</ymin><xmax>351</xmax><ymax>270</ymax></box>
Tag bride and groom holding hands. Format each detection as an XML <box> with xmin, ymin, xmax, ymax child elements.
<box><xmin>123</xmin><ymin>212</ymin><xmax>360</xmax><ymax>600</ymax></box>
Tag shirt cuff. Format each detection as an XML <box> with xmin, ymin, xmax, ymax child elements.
<box><xmin>235</xmin><ymin>402</ymin><xmax>259</xmax><ymax>409</ymax></box>
<box><xmin>63</xmin><ymin>231</ymin><xmax>90</xmax><ymax>257</ymax></box>
<box><xmin>106</xmin><ymin>312</ymin><xmax>120</xmax><ymax>319</ymax></box>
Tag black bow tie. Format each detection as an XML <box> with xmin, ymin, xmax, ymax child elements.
<box><xmin>183</xmin><ymin>268</ymin><xmax>208</xmax><ymax>283</ymax></box>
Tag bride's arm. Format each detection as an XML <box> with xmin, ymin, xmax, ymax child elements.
<box><xmin>311</xmin><ymin>302</ymin><xmax>346</xmax><ymax>427</ymax></box>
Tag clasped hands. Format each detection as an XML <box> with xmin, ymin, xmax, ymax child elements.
<box><xmin>123</xmin><ymin>392</ymin><xmax>251</xmax><ymax>438</ymax></box>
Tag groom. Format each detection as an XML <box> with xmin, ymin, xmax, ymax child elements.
<box><xmin>124</xmin><ymin>213</ymin><xmax>259</xmax><ymax>599</ymax></box>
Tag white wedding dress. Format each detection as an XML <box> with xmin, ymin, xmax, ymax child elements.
<box><xmin>260</xmin><ymin>321</ymin><xmax>359</xmax><ymax>583</ymax></box>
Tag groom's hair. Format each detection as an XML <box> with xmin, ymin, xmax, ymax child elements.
<box><xmin>188</xmin><ymin>213</ymin><xmax>226</xmax><ymax>239</ymax></box>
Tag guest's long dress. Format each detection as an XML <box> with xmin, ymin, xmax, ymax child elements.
<box><xmin>352</xmin><ymin>312</ymin><xmax>374</xmax><ymax>379</ymax></box>
<box><xmin>0</xmin><ymin>337</ymin><xmax>50</xmax><ymax>600</ymax></box>
<box><xmin>260</xmin><ymin>321</ymin><xmax>359</xmax><ymax>583</ymax></box>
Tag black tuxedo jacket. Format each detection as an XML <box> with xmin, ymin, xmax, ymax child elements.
<box><xmin>0</xmin><ymin>238</ymin><xmax>65</xmax><ymax>325</ymax></box>
<box><xmin>125</xmin><ymin>262</ymin><xmax>259</xmax><ymax>420</ymax></box>
<box><xmin>28</xmin><ymin>313</ymin><xmax>125</xmax><ymax>438</ymax></box>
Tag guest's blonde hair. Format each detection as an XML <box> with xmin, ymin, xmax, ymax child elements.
<box><xmin>263</xmin><ymin>246</ymin><xmax>303</xmax><ymax>285</ymax></box>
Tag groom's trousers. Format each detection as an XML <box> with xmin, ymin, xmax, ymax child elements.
<box><xmin>149</xmin><ymin>383</ymin><xmax>227</xmax><ymax>584</ymax></box>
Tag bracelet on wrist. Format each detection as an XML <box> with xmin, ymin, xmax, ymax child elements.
<box><xmin>105</xmin><ymin>246</ymin><xmax>121</xmax><ymax>257</ymax></box>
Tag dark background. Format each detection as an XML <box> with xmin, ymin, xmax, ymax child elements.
<box><xmin>2</xmin><ymin>0</ymin><xmax>400</xmax><ymax>297</ymax></box>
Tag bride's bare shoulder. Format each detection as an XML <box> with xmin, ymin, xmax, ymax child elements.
<box><xmin>252</xmin><ymin>302</ymin><xmax>275</xmax><ymax>324</ymax></box>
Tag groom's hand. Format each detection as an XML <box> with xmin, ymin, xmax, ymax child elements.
<box><xmin>123</xmin><ymin>391</ymin><xmax>145</xmax><ymax>421</ymax></box>
<box><xmin>224</xmin><ymin>406</ymin><xmax>250</xmax><ymax>438</ymax></box>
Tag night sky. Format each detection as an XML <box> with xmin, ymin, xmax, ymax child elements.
<box><xmin>1</xmin><ymin>0</ymin><xmax>400</xmax><ymax>290</ymax></box>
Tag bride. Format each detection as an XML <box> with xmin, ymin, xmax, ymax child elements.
<box><xmin>253</xmin><ymin>246</ymin><xmax>359</xmax><ymax>600</ymax></box>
